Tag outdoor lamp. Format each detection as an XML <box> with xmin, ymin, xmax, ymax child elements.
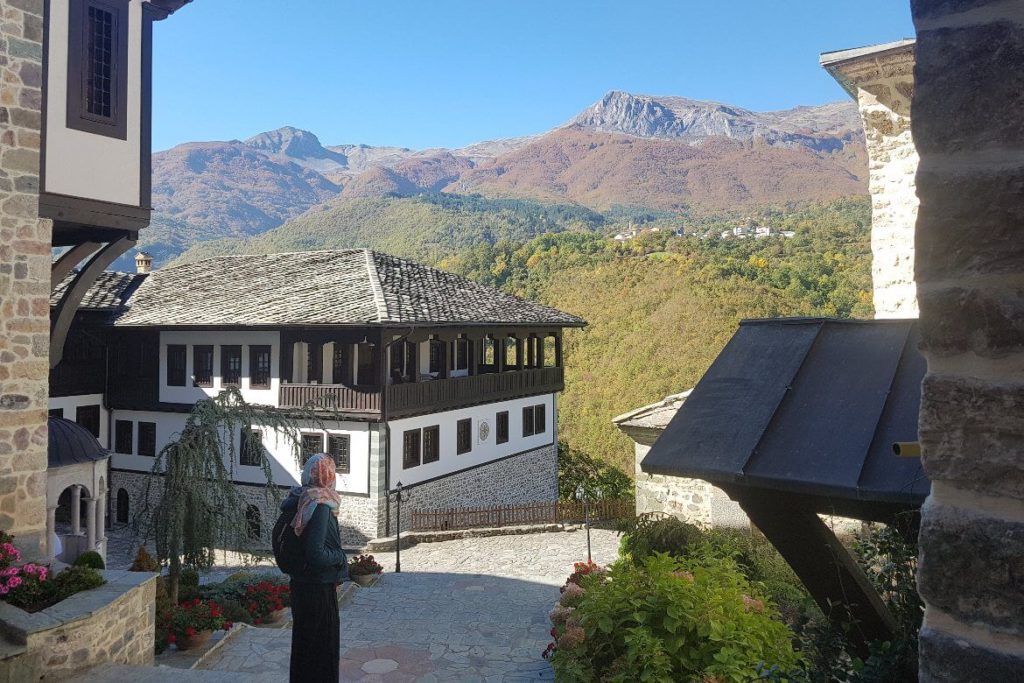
<box><xmin>576</xmin><ymin>484</ymin><xmax>592</xmax><ymax>564</ymax></box>
<box><xmin>395</xmin><ymin>481</ymin><xmax>403</xmax><ymax>574</ymax></box>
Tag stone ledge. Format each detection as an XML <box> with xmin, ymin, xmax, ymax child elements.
<box><xmin>365</xmin><ymin>523</ymin><xmax>567</xmax><ymax>551</ymax></box>
<box><xmin>0</xmin><ymin>569</ymin><xmax>157</xmax><ymax>639</ymax></box>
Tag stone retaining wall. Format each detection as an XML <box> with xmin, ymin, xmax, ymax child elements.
<box><xmin>0</xmin><ymin>569</ymin><xmax>157</xmax><ymax>680</ymax></box>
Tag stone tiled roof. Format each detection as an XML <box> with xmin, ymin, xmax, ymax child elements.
<box><xmin>819</xmin><ymin>38</ymin><xmax>915</xmax><ymax>67</ymax></box>
<box><xmin>113</xmin><ymin>249</ymin><xmax>586</xmax><ymax>328</ymax></box>
<box><xmin>50</xmin><ymin>271</ymin><xmax>147</xmax><ymax>311</ymax></box>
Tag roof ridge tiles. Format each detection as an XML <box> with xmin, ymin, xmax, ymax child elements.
<box><xmin>364</xmin><ymin>249</ymin><xmax>392</xmax><ymax>323</ymax></box>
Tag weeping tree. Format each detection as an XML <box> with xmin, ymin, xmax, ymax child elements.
<box><xmin>139</xmin><ymin>387</ymin><xmax>335</xmax><ymax>603</ymax></box>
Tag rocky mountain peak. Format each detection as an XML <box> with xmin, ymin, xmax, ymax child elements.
<box><xmin>244</xmin><ymin>126</ymin><xmax>349</xmax><ymax>172</ymax></box>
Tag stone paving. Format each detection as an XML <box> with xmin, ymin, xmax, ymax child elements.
<box><xmin>92</xmin><ymin>527</ymin><xmax>621</xmax><ymax>681</ymax></box>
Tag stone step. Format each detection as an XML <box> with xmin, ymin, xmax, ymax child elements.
<box><xmin>64</xmin><ymin>663</ymin><xmax>286</xmax><ymax>682</ymax></box>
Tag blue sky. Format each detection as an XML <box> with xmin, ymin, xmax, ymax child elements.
<box><xmin>152</xmin><ymin>1</ymin><xmax>914</xmax><ymax>152</ymax></box>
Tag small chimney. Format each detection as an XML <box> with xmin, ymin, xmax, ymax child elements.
<box><xmin>135</xmin><ymin>252</ymin><xmax>153</xmax><ymax>274</ymax></box>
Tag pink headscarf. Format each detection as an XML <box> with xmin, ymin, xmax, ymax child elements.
<box><xmin>292</xmin><ymin>453</ymin><xmax>341</xmax><ymax>536</ymax></box>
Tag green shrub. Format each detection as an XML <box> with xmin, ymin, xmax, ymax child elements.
<box><xmin>617</xmin><ymin>513</ymin><xmax>704</xmax><ymax>561</ymax></box>
<box><xmin>180</xmin><ymin>569</ymin><xmax>200</xmax><ymax>587</ymax></box>
<box><xmin>549</xmin><ymin>553</ymin><xmax>802</xmax><ymax>681</ymax></box>
<box><xmin>217</xmin><ymin>598</ymin><xmax>252</xmax><ymax>625</ymax></box>
<box><xmin>557</xmin><ymin>441</ymin><xmax>633</xmax><ymax>502</ymax></box>
<box><xmin>50</xmin><ymin>567</ymin><xmax>106</xmax><ymax>601</ymax></box>
<box><xmin>72</xmin><ymin>550</ymin><xmax>105</xmax><ymax>570</ymax></box>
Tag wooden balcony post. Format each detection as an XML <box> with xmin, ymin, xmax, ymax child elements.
<box><xmin>514</xmin><ymin>335</ymin><xmax>524</xmax><ymax>371</ymax></box>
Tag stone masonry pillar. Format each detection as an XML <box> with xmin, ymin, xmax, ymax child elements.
<box><xmin>0</xmin><ymin>0</ymin><xmax>50</xmax><ymax>561</ymax></box>
<box><xmin>911</xmin><ymin>0</ymin><xmax>1024</xmax><ymax>679</ymax></box>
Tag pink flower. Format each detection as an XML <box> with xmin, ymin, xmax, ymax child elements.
<box><xmin>6</xmin><ymin>576</ymin><xmax>21</xmax><ymax>588</ymax></box>
<box><xmin>1</xmin><ymin>567</ymin><xmax>18</xmax><ymax>577</ymax></box>
<box><xmin>0</xmin><ymin>586</ymin><xmax>8</xmax><ymax>595</ymax></box>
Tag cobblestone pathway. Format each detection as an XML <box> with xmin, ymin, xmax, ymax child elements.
<box><xmin>197</xmin><ymin>529</ymin><xmax>620</xmax><ymax>681</ymax></box>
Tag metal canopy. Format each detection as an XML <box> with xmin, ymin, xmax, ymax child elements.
<box><xmin>641</xmin><ymin>318</ymin><xmax>929</xmax><ymax>510</ymax></box>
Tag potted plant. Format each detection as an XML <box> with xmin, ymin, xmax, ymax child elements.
<box><xmin>160</xmin><ymin>598</ymin><xmax>230</xmax><ymax>650</ymax></box>
<box><xmin>244</xmin><ymin>580</ymin><xmax>290</xmax><ymax>625</ymax></box>
<box><xmin>348</xmin><ymin>555</ymin><xmax>383</xmax><ymax>587</ymax></box>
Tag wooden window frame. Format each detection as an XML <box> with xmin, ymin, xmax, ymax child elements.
<box><xmin>250</xmin><ymin>345</ymin><xmax>272</xmax><ymax>389</ymax></box>
<box><xmin>522</xmin><ymin>405</ymin><xmax>535</xmax><ymax>437</ymax></box>
<box><xmin>114</xmin><ymin>419</ymin><xmax>133</xmax><ymax>454</ymax></box>
<box><xmin>167</xmin><ymin>344</ymin><xmax>186</xmax><ymax>386</ymax></box>
<box><xmin>240</xmin><ymin>428</ymin><xmax>263</xmax><ymax>467</ymax></box>
<box><xmin>429</xmin><ymin>340</ymin><xmax>444</xmax><ymax>374</ymax></box>
<box><xmin>221</xmin><ymin>345</ymin><xmax>242</xmax><ymax>387</ymax></box>
<box><xmin>534</xmin><ymin>404</ymin><xmax>547</xmax><ymax>434</ymax></box>
<box><xmin>137</xmin><ymin>421</ymin><xmax>156</xmax><ymax>457</ymax></box>
<box><xmin>423</xmin><ymin>425</ymin><xmax>440</xmax><ymax>464</ymax></box>
<box><xmin>403</xmin><ymin>428</ymin><xmax>421</xmax><ymax>469</ymax></box>
<box><xmin>66</xmin><ymin>0</ymin><xmax>129</xmax><ymax>139</ymax></box>
<box><xmin>49</xmin><ymin>408</ymin><xmax>64</xmax><ymax>418</ymax></box>
<box><xmin>76</xmin><ymin>404</ymin><xmax>101</xmax><ymax>438</ymax></box>
<box><xmin>300</xmin><ymin>433</ymin><xmax>324</xmax><ymax>465</ymax></box>
<box><xmin>192</xmin><ymin>345</ymin><xmax>214</xmax><ymax>387</ymax></box>
<box><xmin>328</xmin><ymin>434</ymin><xmax>351</xmax><ymax>474</ymax></box>
<box><xmin>496</xmin><ymin>411</ymin><xmax>509</xmax><ymax>445</ymax></box>
<box><xmin>457</xmin><ymin>418</ymin><xmax>472</xmax><ymax>455</ymax></box>
<box><xmin>455</xmin><ymin>338</ymin><xmax>469</xmax><ymax>370</ymax></box>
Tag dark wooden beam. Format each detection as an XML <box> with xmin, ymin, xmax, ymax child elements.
<box><xmin>51</xmin><ymin>241</ymin><xmax>101</xmax><ymax>290</ymax></box>
<box><xmin>50</xmin><ymin>237</ymin><xmax>134</xmax><ymax>368</ymax></box>
<box><xmin>736</xmin><ymin>493</ymin><xmax>897</xmax><ymax>655</ymax></box>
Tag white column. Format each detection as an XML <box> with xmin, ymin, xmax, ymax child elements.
<box><xmin>85</xmin><ymin>497</ymin><xmax>97</xmax><ymax>551</ymax></box>
<box><xmin>46</xmin><ymin>506</ymin><xmax>57</xmax><ymax>561</ymax></box>
<box><xmin>70</xmin><ymin>485</ymin><xmax>82</xmax><ymax>535</ymax></box>
<box><xmin>97</xmin><ymin>492</ymin><xmax>107</xmax><ymax>542</ymax></box>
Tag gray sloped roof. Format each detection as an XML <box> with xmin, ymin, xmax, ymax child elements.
<box><xmin>50</xmin><ymin>271</ymin><xmax>148</xmax><ymax>311</ymax></box>
<box><xmin>641</xmin><ymin>318</ymin><xmax>929</xmax><ymax>507</ymax></box>
<box><xmin>819</xmin><ymin>38</ymin><xmax>915</xmax><ymax>67</ymax></box>
<box><xmin>113</xmin><ymin>249</ymin><xmax>586</xmax><ymax>328</ymax></box>
<box><xmin>48</xmin><ymin>417</ymin><xmax>109</xmax><ymax>468</ymax></box>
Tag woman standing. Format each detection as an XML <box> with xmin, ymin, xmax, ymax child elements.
<box><xmin>280</xmin><ymin>453</ymin><xmax>346</xmax><ymax>683</ymax></box>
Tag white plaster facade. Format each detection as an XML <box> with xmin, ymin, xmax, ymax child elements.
<box><xmin>43</xmin><ymin>0</ymin><xmax>144</xmax><ymax>205</ymax></box>
<box><xmin>159</xmin><ymin>330</ymin><xmax>281</xmax><ymax>405</ymax></box>
<box><xmin>48</xmin><ymin>393</ymin><xmax>109</xmax><ymax>445</ymax></box>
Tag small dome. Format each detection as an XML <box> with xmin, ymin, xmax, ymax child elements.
<box><xmin>48</xmin><ymin>417</ymin><xmax>110</xmax><ymax>468</ymax></box>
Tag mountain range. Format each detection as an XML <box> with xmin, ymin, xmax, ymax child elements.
<box><xmin>141</xmin><ymin>91</ymin><xmax>867</xmax><ymax>267</ymax></box>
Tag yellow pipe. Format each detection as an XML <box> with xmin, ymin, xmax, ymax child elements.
<box><xmin>892</xmin><ymin>441</ymin><xmax>921</xmax><ymax>457</ymax></box>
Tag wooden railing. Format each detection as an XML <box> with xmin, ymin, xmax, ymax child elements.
<box><xmin>279</xmin><ymin>367</ymin><xmax>563</xmax><ymax>415</ymax></box>
<box><xmin>278</xmin><ymin>383</ymin><xmax>381</xmax><ymax>412</ymax></box>
<box><xmin>387</xmin><ymin>366</ymin><xmax>564</xmax><ymax>417</ymax></box>
<box><xmin>410</xmin><ymin>498</ymin><xmax>635</xmax><ymax>531</ymax></box>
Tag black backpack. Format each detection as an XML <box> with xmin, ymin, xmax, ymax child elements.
<box><xmin>272</xmin><ymin>509</ymin><xmax>306</xmax><ymax>575</ymax></box>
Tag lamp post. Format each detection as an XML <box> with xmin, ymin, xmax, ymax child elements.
<box><xmin>394</xmin><ymin>481</ymin><xmax>403</xmax><ymax>574</ymax></box>
<box><xmin>576</xmin><ymin>483</ymin><xmax>591</xmax><ymax>564</ymax></box>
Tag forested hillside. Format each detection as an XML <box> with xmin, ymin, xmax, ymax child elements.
<box><xmin>176</xmin><ymin>195</ymin><xmax>872</xmax><ymax>472</ymax></box>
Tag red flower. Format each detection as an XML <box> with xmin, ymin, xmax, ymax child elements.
<box><xmin>167</xmin><ymin>634</ymin><xmax>177</xmax><ymax>644</ymax></box>
<box><xmin>223</xmin><ymin>622</ymin><xmax>233</xmax><ymax>631</ymax></box>
<box><xmin>254</xmin><ymin>618</ymin><xmax>262</xmax><ymax>625</ymax></box>
<box><xmin>185</xmin><ymin>627</ymin><xmax>196</xmax><ymax>637</ymax></box>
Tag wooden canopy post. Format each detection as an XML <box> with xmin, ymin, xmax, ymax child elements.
<box><xmin>735</xmin><ymin>493</ymin><xmax>897</xmax><ymax>656</ymax></box>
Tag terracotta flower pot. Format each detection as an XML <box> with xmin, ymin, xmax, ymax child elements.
<box><xmin>177</xmin><ymin>629</ymin><xmax>213</xmax><ymax>651</ymax></box>
<box><xmin>351</xmin><ymin>572</ymin><xmax>380</xmax><ymax>587</ymax></box>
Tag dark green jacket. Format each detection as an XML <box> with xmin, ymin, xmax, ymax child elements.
<box><xmin>280</xmin><ymin>495</ymin><xmax>347</xmax><ymax>584</ymax></box>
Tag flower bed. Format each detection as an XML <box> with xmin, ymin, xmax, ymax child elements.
<box><xmin>0</xmin><ymin>533</ymin><xmax>105</xmax><ymax>613</ymax></box>
<box><xmin>158</xmin><ymin>598</ymin><xmax>232</xmax><ymax>651</ymax></box>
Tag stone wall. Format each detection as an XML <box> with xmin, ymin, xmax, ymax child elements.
<box><xmin>911</xmin><ymin>0</ymin><xmax>1024</xmax><ymax>678</ymax></box>
<box><xmin>0</xmin><ymin>570</ymin><xmax>156</xmax><ymax>680</ymax></box>
<box><xmin>633</xmin><ymin>443</ymin><xmax>748</xmax><ymax>528</ymax></box>
<box><xmin>394</xmin><ymin>443</ymin><xmax>558</xmax><ymax>534</ymax></box>
<box><xmin>844</xmin><ymin>47</ymin><xmax>920</xmax><ymax>318</ymax></box>
<box><xmin>0</xmin><ymin>0</ymin><xmax>50</xmax><ymax>560</ymax></box>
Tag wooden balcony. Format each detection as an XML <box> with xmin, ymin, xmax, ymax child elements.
<box><xmin>387</xmin><ymin>367</ymin><xmax>564</xmax><ymax>418</ymax></box>
<box><xmin>278</xmin><ymin>384</ymin><xmax>381</xmax><ymax>414</ymax></box>
<box><xmin>277</xmin><ymin>367</ymin><xmax>564</xmax><ymax>417</ymax></box>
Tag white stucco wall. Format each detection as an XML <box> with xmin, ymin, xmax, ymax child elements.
<box><xmin>158</xmin><ymin>331</ymin><xmax>281</xmax><ymax>405</ymax></box>
<box><xmin>44</xmin><ymin>0</ymin><xmax>143</xmax><ymax>206</ymax></box>
<box><xmin>387</xmin><ymin>393</ymin><xmax>556</xmax><ymax>489</ymax></box>
<box><xmin>48</xmin><ymin>393</ymin><xmax>109</xmax><ymax>446</ymax></box>
<box><xmin>108</xmin><ymin>409</ymin><xmax>371</xmax><ymax>495</ymax></box>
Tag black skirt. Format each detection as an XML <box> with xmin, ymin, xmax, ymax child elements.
<box><xmin>289</xmin><ymin>580</ymin><xmax>340</xmax><ymax>683</ymax></box>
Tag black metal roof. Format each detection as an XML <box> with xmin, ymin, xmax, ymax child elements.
<box><xmin>48</xmin><ymin>417</ymin><xmax>110</xmax><ymax>468</ymax></box>
<box><xmin>641</xmin><ymin>318</ymin><xmax>929</xmax><ymax>508</ymax></box>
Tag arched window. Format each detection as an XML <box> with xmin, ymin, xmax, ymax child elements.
<box><xmin>116</xmin><ymin>489</ymin><xmax>129</xmax><ymax>525</ymax></box>
<box><xmin>245</xmin><ymin>505</ymin><xmax>261</xmax><ymax>540</ymax></box>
